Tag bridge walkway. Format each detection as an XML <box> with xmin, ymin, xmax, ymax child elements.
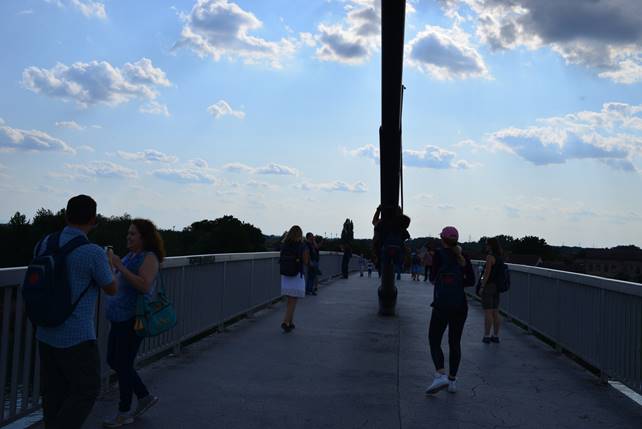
<box><xmin>42</xmin><ymin>274</ymin><xmax>641</xmax><ymax>428</ymax></box>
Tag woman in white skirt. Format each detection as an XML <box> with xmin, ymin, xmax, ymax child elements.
<box><xmin>279</xmin><ymin>225</ymin><xmax>310</xmax><ymax>332</ymax></box>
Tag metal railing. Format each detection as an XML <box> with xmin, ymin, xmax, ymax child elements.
<box><xmin>472</xmin><ymin>261</ymin><xmax>642</xmax><ymax>395</ymax></box>
<box><xmin>0</xmin><ymin>251</ymin><xmax>362</xmax><ymax>427</ymax></box>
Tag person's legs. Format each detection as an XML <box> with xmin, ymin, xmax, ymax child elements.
<box><xmin>108</xmin><ymin>320</ymin><xmax>149</xmax><ymax>413</ymax></box>
<box><xmin>428</xmin><ymin>309</ymin><xmax>448</xmax><ymax>372</ymax></box>
<box><xmin>492</xmin><ymin>308</ymin><xmax>501</xmax><ymax>337</ymax></box>
<box><xmin>447</xmin><ymin>307</ymin><xmax>468</xmax><ymax>378</ymax></box>
<box><xmin>39</xmin><ymin>341</ymin><xmax>67</xmax><ymax>429</ymax></box>
<box><xmin>424</xmin><ymin>265</ymin><xmax>429</xmax><ymax>281</ymax></box>
<box><xmin>285</xmin><ymin>297</ymin><xmax>297</xmax><ymax>324</ymax></box>
<box><xmin>305</xmin><ymin>271</ymin><xmax>314</xmax><ymax>295</ymax></box>
<box><xmin>55</xmin><ymin>341</ymin><xmax>101</xmax><ymax>429</ymax></box>
<box><xmin>483</xmin><ymin>309</ymin><xmax>493</xmax><ymax>337</ymax></box>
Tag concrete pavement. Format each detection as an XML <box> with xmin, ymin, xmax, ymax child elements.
<box><xmin>37</xmin><ymin>274</ymin><xmax>642</xmax><ymax>428</ymax></box>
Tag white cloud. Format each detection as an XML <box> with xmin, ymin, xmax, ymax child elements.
<box><xmin>22</xmin><ymin>58</ymin><xmax>170</xmax><ymax>107</ymax></box>
<box><xmin>1</xmin><ymin>121</ymin><xmax>75</xmax><ymax>154</ymax></box>
<box><xmin>18</xmin><ymin>9</ymin><xmax>34</xmax><ymax>15</ymax></box>
<box><xmin>55</xmin><ymin>120</ymin><xmax>84</xmax><ymax>130</ymax></box>
<box><xmin>117</xmin><ymin>149</ymin><xmax>178</xmax><ymax>163</ymax></box>
<box><xmin>153</xmin><ymin>167</ymin><xmax>218</xmax><ymax>184</ymax></box>
<box><xmin>488</xmin><ymin>102</ymin><xmax>642</xmax><ymax>171</ymax></box>
<box><xmin>70</xmin><ymin>0</ymin><xmax>106</xmax><ymax>19</ymax></box>
<box><xmin>207</xmin><ymin>100</ymin><xmax>245</xmax><ymax>119</ymax></box>
<box><xmin>78</xmin><ymin>145</ymin><xmax>95</xmax><ymax>152</ymax></box>
<box><xmin>140</xmin><ymin>101</ymin><xmax>170</xmax><ymax>117</ymax></box>
<box><xmin>222</xmin><ymin>162</ymin><xmax>254</xmax><ymax>173</ymax></box>
<box><xmin>187</xmin><ymin>159</ymin><xmax>209</xmax><ymax>168</ymax></box>
<box><xmin>65</xmin><ymin>161</ymin><xmax>137</xmax><ymax>178</ymax></box>
<box><xmin>255</xmin><ymin>163</ymin><xmax>298</xmax><ymax>176</ymax></box>
<box><xmin>246</xmin><ymin>180</ymin><xmax>275</xmax><ymax>190</ymax></box>
<box><xmin>444</xmin><ymin>0</ymin><xmax>642</xmax><ymax>84</ymax></box>
<box><xmin>173</xmin><ymin>0</ymin><xmax>297</xmax><ymax>68</ymax></box>
<box><xmin>312</xmin><ymin>0</ymin><xmax>416</xmax><ymax>65</ymax></box>
<box><xmin>297</xmin><ymin>180</ymin><xmax>368</xmax><ymax>193</ymax></box>
<box><xmin>406</xmin><ymin>25</ymin><xmax>490</xmax><ymax>80</ymax></box>
<box><xmin>314</xmin><ymin>0</ymin><xmax>381</xmax><ymax>64</ymax></box>
<box><xmin>348</xmin><ymin>143</ymin><xmax>471</xmax><ymax>169</ymax></box>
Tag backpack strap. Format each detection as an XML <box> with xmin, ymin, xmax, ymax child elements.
<box><xmin>56</xmin><ymin>233</ymin><xmax>92</xmax><ymax>314</ymax></box>
<box><xmin>44</xmin><ymin>231</ymin><xmax>62</xmax><ymax>254</ymax></box>
<box><xmin>57</xmin><ymin>235</ymin><xmax>90</xmax><ymax>255</ymax></box>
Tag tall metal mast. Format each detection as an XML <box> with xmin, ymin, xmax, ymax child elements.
<box><xmin>378</xmin><ymin>0</ymin><xmax>406</xmax><ymax>316</ymax></box>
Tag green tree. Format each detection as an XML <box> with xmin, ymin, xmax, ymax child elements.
<box><xmin>341</xmin><ymin>218</ymin><xmax>354</xmax><ymax>244</ymax></box>
<box><xmin>9</xmin><ymin>211</ymin><xmax>28</xmax><ymax>226</ymax></box>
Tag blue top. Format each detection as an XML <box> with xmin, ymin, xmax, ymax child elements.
<box><xmin>106</xmin><ymin>251</ymin><xmax>156</xmax><ymax>322</ymax></box>
<box><xmin>35</xmin><ymin>226</ymin><xmax>114</xmax><ymax>348</ymax></box>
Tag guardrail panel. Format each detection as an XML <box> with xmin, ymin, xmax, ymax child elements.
<box><xmin>558</xmin><ymin>280</ymin><xmax>602</xmax><ymax>368</ymax></box>
<box><xmin>221</xmin><ymin>261</ymin><xmax>253</xmax><ymax>320</ymax></box>
<box><xmin>528</xmin><ymin>275</ymin><xmax>558</xmax><ymax>339</ymax></box>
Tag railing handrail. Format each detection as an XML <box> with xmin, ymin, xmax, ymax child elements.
<box><xmin>471</xmin><ymin>260</ymin><xmax>642</xmax><ymax>297</ymax></box>
<box><xmin>0</xmin><ymin>251</ymin><xmax>354</xmax><ymax>287</ymax></box>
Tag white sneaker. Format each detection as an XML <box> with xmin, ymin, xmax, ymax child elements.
<box><xmin>448</xmin><ymin>379</ymin><xmax>457</xmax><ymax>393</ymax></box>
<box><xmin>103</xmin><ymin>412</ymin><xmax>134</xmax><ymax>428</ymax></box>
<box><xmin>425</xmin><ymin>373</ymin><xmax>449</xmax><ymax>395</ymax></box>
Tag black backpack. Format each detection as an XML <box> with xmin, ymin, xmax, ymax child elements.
<box><xmin>495</xmin><ymin>259</ymin><xmax>511</xmax><ymax>293</ymax></box>
<box><xmin>279</xmin><ymin>243</ymin><xmax>303</xmax><ymax>277</ymax></box>
<box><xmin>433</xmin><ymin>249</ymin><xmax>466</xmax><ymax>311</ymax></box>
<box><xmin>22</xmin><ymin>232</ymin><xmax>91</xmax><ymax>327</ymax></box>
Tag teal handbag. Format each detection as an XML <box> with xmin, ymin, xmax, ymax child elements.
<box><xmin>134</xmin><ymin>275</ymin><xmax>177</xmax><ymax>337</ymax></box>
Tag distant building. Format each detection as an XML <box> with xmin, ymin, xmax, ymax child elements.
<box><xmin>576</xmin><ymin>247</ymin><xmax>642</xmax><ymax>282</ymax></box>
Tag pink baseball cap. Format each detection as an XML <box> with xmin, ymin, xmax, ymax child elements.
<box><xmin>440</xmin><ymin>226</ymin><xmax>459</xmax><ymax>241</ymax></box>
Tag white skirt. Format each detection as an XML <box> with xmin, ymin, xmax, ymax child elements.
<box><xmin>281</xmin><ymin>274</ymin><xmax>305</xmax><ymax>298</ymax></box>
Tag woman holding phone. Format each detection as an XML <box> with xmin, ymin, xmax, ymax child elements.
<box><xmin>103</xmin><ymin>219</ymin><xmax>164</xmax><ymax>427</ymax></box>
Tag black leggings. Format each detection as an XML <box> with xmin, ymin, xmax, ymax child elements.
<box><xmin>428</xmin><ymin>306</ymin><xmax>468</xmax><ymax>377</ymax></box>
<box><xmin>107</xmin><ymin>319</ymin><xmax>149</xmax><ymax>412</ymax></box>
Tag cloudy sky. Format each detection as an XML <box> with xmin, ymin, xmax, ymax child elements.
<box><xmin>1</xmin><ymin>0</ymin><xmax>642</xmax><ymax>247</ymax></box>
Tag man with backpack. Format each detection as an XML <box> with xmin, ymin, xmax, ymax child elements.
<box><xmin>24</xmin><ymin>195</ymin><xmax>117</xmax><ymax>429</ymax></box>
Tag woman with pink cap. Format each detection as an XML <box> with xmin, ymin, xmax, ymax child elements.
<box><xmin>425</xmin><ymin>226</ymin><xmax>475</xmax><ymax>395</ymax></box>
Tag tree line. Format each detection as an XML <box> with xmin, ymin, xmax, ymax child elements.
<box><xmin>0</xmin><ymin>209</ymin><xmax>267</xmax><ymax>268</ymax></box>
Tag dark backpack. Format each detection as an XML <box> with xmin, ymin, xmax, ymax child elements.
<box><xmin>433</xmin><ymin>249</ymin><xmax>466</xmax><ymax>311</ymax></box>
<box><xmin>22</xmin><ymin>232</ymin><xmax>91</xmax><ymax>327</ymax></box>
<box><xmin>495</xmin><ymin>259</ymin><xmax>511</xmax><ymax>293</ymax></box>
<box><xmin>279</xmin><ymin>243</ymin><xmax>303</xmax><ymax>277</ymax></box>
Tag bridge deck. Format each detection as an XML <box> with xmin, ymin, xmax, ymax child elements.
<box><xmin>38</xmin><ymin>275</ymin><xmax>641</xmax><ymax>428</ymax></box>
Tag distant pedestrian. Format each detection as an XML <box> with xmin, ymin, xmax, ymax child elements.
<box><xmin>29</xmin><ymin>195</ymin><xmax>117</xmax><ymax>429</ymax></box>
<box><xmin>341</xmin><ymin>243</ymin><xmax>352</xmax><ymax>279</ymax></box>
<box><xmin>479</xmin><ymin>237</ymin><xmax>504</xmax><ymax>344</ymax></box>
<box><xmin>280</xmin><ymin>226</ymin><xmax>309</xmax><ymax>332</ymax></box>
<box><xmin>103</xmin><ymin>219</ymin><xmax>164</xmax><ymax>427</ymax></box>
<box><xmin>411</xmin><ymin>251</ymin><xmax>422</xmax><ymax>281</ymax></box>
<box><xmin>359</xmin><ymin>257</ymin><xmax>365</xmax><ymax>277</ymax></box>
<box><xmin>423</xmin><ymin>247</ymin><xmax>433</xmax><ymax>282</ymax></box>
<box><xmin>305</xmin><ymin>232</ymin><xmax>319</xmax><ymax>296</ymax></box>
<box><xmin>367</xmin><ymin>261</ymin><xmax>374</xmax><ymax>278</ymax></box>
<box><xmin>425</xmin><ymin>226</ymin><xmax>475</xmax><ymax>395</ymax></box>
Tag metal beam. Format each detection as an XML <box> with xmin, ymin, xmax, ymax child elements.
<box><xmin>378</xmin><ymin>0</ymin><xmax>406</xmax><ymax>316</ymax></box>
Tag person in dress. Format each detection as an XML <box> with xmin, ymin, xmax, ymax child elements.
<box><xmin>279</xmin><ymin>225</ymin><xmax>310</xmax><ymax>332</ymax></box>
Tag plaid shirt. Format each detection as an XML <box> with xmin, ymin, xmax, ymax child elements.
<box><xmin>35</xmin><ymin>226</ymin><xmax>114</xmax><ymax>348</ymax></box>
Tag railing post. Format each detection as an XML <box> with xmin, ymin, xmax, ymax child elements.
<box><xmin>598</xmin><ymin>287</ymin><xmax>608</xmax><ymax>384</ymax></box>
<box><xmin>526</xmin><ymin>273</ymin><xmax>532</xmax><ymax>334</ymax></box>
<box><xmin>554</xmin><ymin>278</ymin><xmax>562</xmax><ymax>353</ymax></box>
<box><xmin>218</xmin><ymin>261</ymin><xmax>227</xmax><ymax>333</ymax></box>
<box><xmin>246</xmin><ymin>259</ymin><xmax>255</xmax><ymax>319</ymax></box>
